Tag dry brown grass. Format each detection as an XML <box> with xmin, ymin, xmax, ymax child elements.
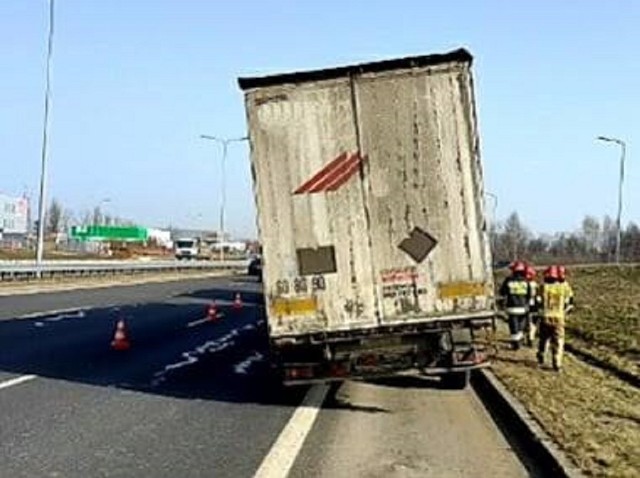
<box><xmin>566</xmin><ymin>266</ymin><xmax>640</xmax><ymax>378</ymax></box>
<box><xmin>492</xmin><ymin>346</ymin><xmax>639</xmax><ymax>477</ymax></box>
<box><xmin>490</xmin><ymin>265</ymin><xmax>640</xmax><ymax>477</ymax></box>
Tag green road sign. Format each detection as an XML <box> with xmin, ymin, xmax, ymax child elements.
<box><xmin>70</xmin><ymin>225</ymin><xmax>148</xmax><ymax>242</ymax></box>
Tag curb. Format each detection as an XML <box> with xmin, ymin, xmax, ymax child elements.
<box><xmin>472</xmin><ymin>369</ymin><xmax>585</xmax><ymax>478</ymax></box>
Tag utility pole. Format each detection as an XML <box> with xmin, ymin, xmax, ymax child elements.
<box><xmin>35</xmin><ymin>0</ymin><xmax>55</xmax><ymax>275</ymax></box>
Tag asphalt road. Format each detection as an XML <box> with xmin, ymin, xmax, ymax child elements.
<box><xmin>0</xmin><ymin>276</ymin><xmax>534</xmax><ymax>477</ymax></box>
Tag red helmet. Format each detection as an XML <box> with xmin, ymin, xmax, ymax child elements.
<box><xmin>557</xmin><ymin>265</ymin><xmax>567</xmax><ymax>280</ymax></box>
<box><xmin>510</xmin><ymin>261</ymin><xmax>526</xmax><ymax>273</ymax></box>
<box><xmin>525</xmin><ymin>266</ymin><xmax>537</xmax><ymax>280</ymax></box>
<box><xmin>544</xmin><ymin>265</ymin><xmax>559</xmax><ymax>280</ymax></box>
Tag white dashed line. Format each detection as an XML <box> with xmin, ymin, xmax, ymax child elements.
<box><xmin>254</xmin><ymin>384</ymin><xmax>330</xmax><ymax>478</ymax></box>
<box><xmin>0</xmin><ymin>375</ymin><xmax>37</xmax><ymax>391</ymax></box>
<box><xmin>186</xmin><ymin>317</ymin><xmax>210</xmax><ymax>328</ymax></box>
<box><xmin>186</xmin><ymin>313</ymin><xmax>225</xmax><ymax>328</ymax></box>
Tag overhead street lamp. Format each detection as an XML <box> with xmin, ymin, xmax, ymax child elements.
<box><xmin>35</xmin><ymin>0</ymin><xmax>55</xmax><ymax>275</ymax></box>
<box><xmin>596</xmin><ymin>136</ymin><xmax>627</xmax><ymax>264</ymax></box>
<box><xmin>485</xmin><ymin>192</ymin><xmax>498</xmax><ymax>221</ymax></box>
<box><xmin>200</xmin><ymin>134</ymin><xmax>248</xmax><ymax>261</ymax></box>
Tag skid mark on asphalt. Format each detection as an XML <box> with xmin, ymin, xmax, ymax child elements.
<box><xmin>234</xmin><ymin>352</ymin><xmax>265</xmax><ymax>375</ymax></box>
<box><xmin>18</xmin><ymin>307</ymin><xmax>84</xmax><ymax>320</ymax></box>
<box><xmin>45</xmin><ymin>310</ymin><xmax>86</xmax><ymax>322</ymax></box>
<box><xmin>151</xmin><ymin>327</ymin><xmax>246</xmax><ymax>385</ymax></box>
<box><xmin>29</xmin><ymin>310</ymin><xmax>87</xmax><ymax>328</ymax></box>
<box><xmin>186</xmin><ymin>314</ymin><xmax>225</xmax><ymax>328</ymax></box>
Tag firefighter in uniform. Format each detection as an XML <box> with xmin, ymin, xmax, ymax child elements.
<box><xmin>557</xmin><ymin>265</ymin><xmax>575</xmax><ymax>313</ymax></box>
<box><xmin>537</xmin><ymin>265</ymin><xmax>574</xmax><ymax>371</ymax></box>
<box><xmin>499</xmin><ymin>261</ymin><xmax>532</xmax><ymax>350</ymax></box>
<box><xmin>525</xmin><ymin>265</ymin><xmax>540</xmax><ymax>346</ymax></box>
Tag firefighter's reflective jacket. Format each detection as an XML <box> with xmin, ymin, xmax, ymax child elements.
<box><xmin>528</xmin><ymin>280</ymin><xmax>540</xmax><ymax>312</ymax></box>
<box><xmin>539</xmin><ymin>282</ymin><xmax>574</xmax><ymax>325</ymax></box>
<box><xmin>499</xmin><ymin>276</ymin><xmax>532</xmax><ymax>315</ymax></box>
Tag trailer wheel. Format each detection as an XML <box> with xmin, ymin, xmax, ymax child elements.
<box><xmin>440</xmin><ymin>370</ymin><xmax>470</xmax><ymax>390</ymax></box>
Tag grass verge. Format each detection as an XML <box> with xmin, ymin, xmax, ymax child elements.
<box><xmin>490</xmin><ymin>265</ymin><xmax>639</xmax><ymax>477</ymax></box>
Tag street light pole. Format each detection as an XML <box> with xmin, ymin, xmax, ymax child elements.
<box><xmin>597</xmin><ymin>136</ymin><xmax>627</xmax><ymax>264</ymax></box>
<box><xmin>485</xmin><ymin>192</ymin><xmax>498</xmax><ymax>222</ymax></box>
<box><xmin>485</xmin><ymin>192</ymin><xmax>498</xmax><ymax>257</ymax></box>
<box><xmin>35</xmin><ymin>0</ymin><xmax>55</xmax><ymax>275</ymax></box>
<box><xmin>200</xmin><ymin>135</ymin><xmax>248</xmax><ymax>262</ymax></box>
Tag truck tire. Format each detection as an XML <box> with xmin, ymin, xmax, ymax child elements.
<box><xmin>440</xmin><ymin>370</ymin><xmax>470</xmax><ymax>390</ymax></box>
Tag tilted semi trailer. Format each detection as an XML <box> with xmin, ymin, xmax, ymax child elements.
<box><xmin>238</xmin><ymin>48</ymin><xmax>495</xmax><ymax>388</ymax></box>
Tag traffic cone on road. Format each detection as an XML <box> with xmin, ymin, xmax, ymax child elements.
<box><xmin>111</xmin><ymin>319</ymin><xmax>131</xmax><ymax>351</ymax></box>
<box><xmin>206</xmin><ymin>302</ymin><xmax>219</xmax><ymax>322</ymax></box>
<box><xmin>233</xmin><ymin>293</ymin><xmax>243</xmax><ymax>311</ymax></box>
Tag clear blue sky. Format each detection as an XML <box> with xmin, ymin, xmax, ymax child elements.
<box><xmin>1</xmin><ymin>0</ymin><xmax>638</xmax><ymax>238</ymax></box>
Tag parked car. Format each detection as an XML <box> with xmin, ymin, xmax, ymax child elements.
<box><xmin>248</xmin><ymin>255</ymin><xmax>262</xmax><ymax>280</ymax></box>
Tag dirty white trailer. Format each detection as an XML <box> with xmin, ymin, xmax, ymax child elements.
<box><xmin>239</xmin><ymin>48</ymin><xmax>495</xmax><ymax>388</ymax></box>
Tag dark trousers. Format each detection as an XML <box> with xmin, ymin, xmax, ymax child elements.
<box><xmin>508</xmin><ymin>314</ymin><xmax>526</xmax><ymax>347</ymax></box>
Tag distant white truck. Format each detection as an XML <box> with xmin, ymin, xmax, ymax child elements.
<box><xmin>174</xmin><ymin>238</ymin><xmax>201</xmax><ymax>260</ymax></box>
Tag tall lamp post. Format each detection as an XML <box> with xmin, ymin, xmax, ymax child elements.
<box><xmin>596</xmin><ymin>136</ymin><xmax>627</xmax><ymax>264</ymax></box>
<box><xmin>485</xmin><ymin>192</ymin><xmax>498</xmax><ymax>257</ymax></box>
<box><xmin>35</xmin><ymin>0</ymin><xmax>55</xmax><ymax>274</ymax></box>
<box><xmin>199</xmin><ymin>134</ymin><xmax>248</xmax><ymax>261</ymax></box>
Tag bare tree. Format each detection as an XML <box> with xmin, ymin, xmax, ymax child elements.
<box><xmin>581</xmin><ymin>216</ymin><xmax>601</xmax><ymax>258</ymax></box>
<box><xmin>503</xmin><ymin>212</ymin><xmax>529</xmax><ymax>259</ymax></box>
<box><xmin>601</xmin><ymin>215</ymin><xmax>617</xmax><ymax>261</ymax></box>
<box><xmin>61</xmin><ymin>209</ymin><xmax>75</xmax><ymax>231</ymax></box>
<box><xmin>621</xmin><ymin>222</ymin><xmax>640</xmax><ymax>261</ymax></box>
<box><xmin>47</xmin><ymin>199</ymin><xmax>63</xmax><ymax>234</ymax></box>
<box><xmin>92</xmin><ymin>207</ymin><xmax>103</xmax><ymax>226</ymax></box>
<box><xmin>81</xmin><ymin>210</ymin><xmax>92</xmax><ymax>226</ymax></box>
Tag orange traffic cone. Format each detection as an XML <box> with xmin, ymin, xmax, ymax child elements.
<box><xmin>233</xmin><ymin>293</ymin><xmax>243</xmax><ymax>311</ymax></box>
<box><xmin>111</xmin><ymin>319</ymin><xmax>131</xmax><ymax>351</ymax></box>
<box><xmin>207</xmin><ymin>302</ymin><xmax>219</xmax><ymax>322</ymax></box>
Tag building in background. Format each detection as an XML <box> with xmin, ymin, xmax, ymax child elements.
<box><xmin>0</xmin><ymin>193</ymin><xmax>29</xmax><ymax>240</ymax></box>
<box><xmin>148</xmin><ymin>228</ymin><xmax>173</xmax><ymax>249</ymax></box>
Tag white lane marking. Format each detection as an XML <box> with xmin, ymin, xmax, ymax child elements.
<box><xmin>0</xmin><ymin>375</ymin><xmax>37</xmax><ymax>391</ymax></box>
<box><xmin>186</xmin><ymin>313</ymin><xmax>225</xmax><ymax>328</ymax></box>
<box><xmin>186</xmin><ymin>317</ymin><xmax>210</xmax><ymax>328</ymax></box>
<box><xmin>254</xmin><ymin>384</ymin><xmax>330</xmax><ymax>478</ymax></box>
<box><xmin>234</xmin><ymin>352</ymin><xmax>264</xmax><ymax>375</ymax></box>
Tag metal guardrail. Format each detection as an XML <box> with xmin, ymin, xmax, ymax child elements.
<box><xmin>0</xmin><ymin>260</ymin><xmax>248</xmax><ymax>282</ymax></box>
